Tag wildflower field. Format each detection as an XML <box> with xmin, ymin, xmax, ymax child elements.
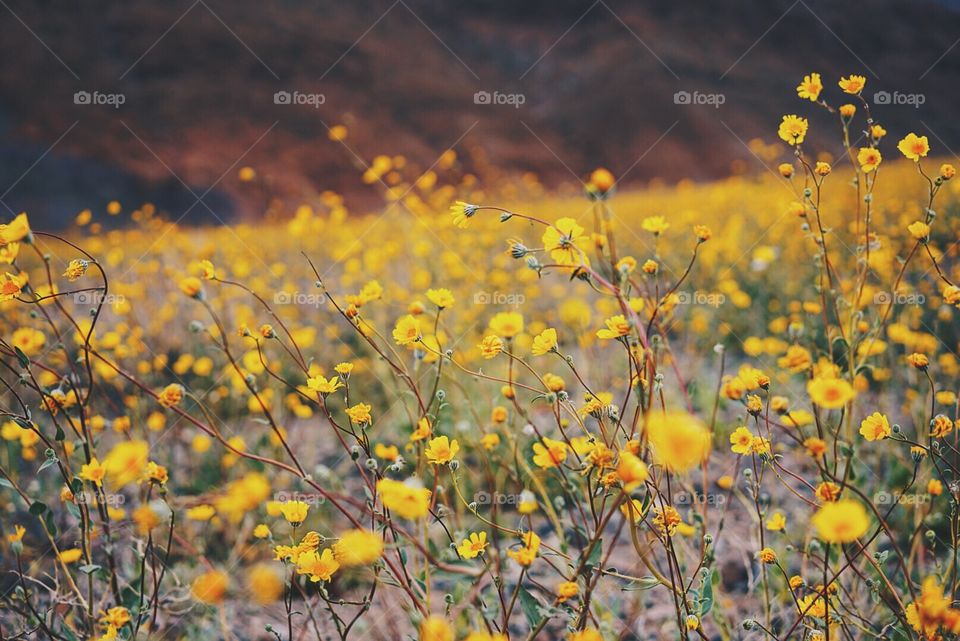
<box><xmin>4</xmin><ymin>74</ymin><xmax>960</xmax><ymax>641</ymax></box>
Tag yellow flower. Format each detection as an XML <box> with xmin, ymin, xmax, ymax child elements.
<box><xmin>0</xmin><ymin>272</ymin><xmax>24</xmax><ymax>301</ymax></box>
<box><xmin>729</xmin><ymin>426</ymin><xmax>754</xmax><ymax>455</ymax></box>
<box><xmin>62</xmin><ymin>259</ymin><xmax>89</xmax><ymax>281</ymax></box>
<box><xmin>450</xmin><ymin>201</ymin><xmax>478</xmax><ymax>228</ymax></box>
<box><xmin>478</xmin><ymin>334</ymin><xmax>503</xmax><ymax>358</ymax></box>
<box><xmin>758</xmin><ymin>547</ymin><xmax>777</xmax><ymax>564</ymax></box>
<box><xmin>247</xmin><ymin>564</ymin><xmax>283</xmax><ymax>605</ymax></box>
<box><xmin>811</xmin><ymin>499</ymin><xmax>870</xmax><ymax>543</ymax></box>
<box><xmin>480</xmin><ymin>433</ymin><xmax>500</xmax><ymax>450</ymax></box>
<box><xmin>646</xmin><ymin>411</ymin><xmax>711</xmax><ymax>473</ymax></box>
<box><xmin>615</xmin><ymin>451</ymin><xmax>649</xmax><ymax>490</ymax></box>
<box><xmin>908</xmin><ymin>221</ymin><xmax>930</xmax><ymax>241</ymax></box>
<box><xmin>857</xmin><ymin>147</ymin><xmax>882</xmax><ymax>172</ymax></box>
<box><xmin>58</xmin><ymin>548</ymin><xmax>83</xmax><ymax>564</ymax></box>
<box><xmin>596</xmin><ymin>315</ymin><xmax>630</xmax><ymax>340</ymax></box>
<box><xmin>489</xmin><ymin>311</ymin><xmax>524</xmax><ymax>338</ymax></box>
<box><xmin>333</xmin><ymin>529</ymin><xmax>384</xmax><ymax>566</ymax></box>
<box><xmin>0</xmin><ymin>213</ymin><xmax>29</xmax><ymax>245</ymax></box>
<box><xmin>766</xmin><ymin>511</ymin><xmax>786</xmax><ymax>532</ymax></box>
<box><xmin>392</xmin><ymin>315</ymin><xmax>421</xmax><ymax>345</ymax></box>
<box><xmin>279</xmin><ymin>500</ymin><xmax>310</xmax><ymax>526</ymax></box>
<box><xmin>568</xmin><ymin>629</ymin><xmax>602</xmax><ymax>641</ymax></box>
<box><xmin>142</xmin><ymin>461</ymin><xmax>168</xmax><ymax>486</ymax></box>
<box><xmin>557</xmin><ymin>580</ymin><xmax>579</xmax><ymax>602</ymax></box>
<box><xmin>641</xmin><ymin>215</ymin><xmax>669</xmax><ymax>235</ymax></box>
<box><xmin>296</xmin><ymin>548</ymin><xmax>339</xmax><ymax>582</ymax></box>
<box><xmin>838</xmin><ymin>74</ymin><xmax>866</xmax><ymax>94</ymax></box>
<box><xmin>898</xmin><ymin>133</ymin><xmax>930</xmax><ymax>161</ymax></box>
<box><xmin>456</xmin><ymin>531</ymin><xmax>488</xmax><ymax>559</ymax></box>
<box><xmin>506</xmin><ymin>531</ymin><xmax>540</xmax><ymax>566</ymax></box>
<box><xmin>7</xmin><ymin>524</ymin><xmax>25</xmax><ymax>544</ymax></box>
<box><xmin>345</xmin><ymin>402</ymin><xmax>372</xmax><ymax>425</ymax></box>
<box><xmin>542</xmin><ymin>217</ymin><xmax>588</xmax><ymax>266</ymax></box>
<box><xmin>653</xmin><ymin>505</ymin><xmax>683</xmax><ymax>535</ymax></box>
<box><xmin>931</xmin><ymin>415</ymin><xmax>954</xmax><ymax>439</ymax></box>
<box><xmin>104</xmin><ymin>440</ymin><xmax>149</xmax><ymax>487</ymax></box>
<box><xmin>807</xmin><ymin>377</ymin><xmax>855</xmax><ymax>409</ymax></box>
<box><xmin>426</xmin><ymin>287</ymin><xmax>454</xmax><ymax>309</ymax></box>
<box><xmin>377</xmin><ymin>478</ymin><xmax>431</xmax><ymax>520</ymax></box>
<box><xmin>184</xmin><ymin>505</ymin><xmax>216</xmax><ymax>522</ymax></box>
<box><xmin>908</xmin><ymin>353</ymin><xmax>929</xmax><ymax>369</ymax></box>
<box><xmin>306</xmin><ymin>375</ymin><xmax>342</xmax><ymax>395</ymax></box>
<box><xmin>191</xmin><ymin>570</ymin><xmax>228</xmax><ymax>604</ymax></box>
<box><xmin>253</xmin><ymin>523</ymin><xmax>270</xmax><ymax>538</ymax></box>
<box><xmin>420</xmin><ymin>615</ymin><xmax>454</xmax><ymax>641</ymax></box>
<box><xmin>532</xmin><ymin>437</ymin><xmax>568</xmax><ymax>469</ymax></box>
<box><xmin>411</xmin><ymin>417</ymin><xmax>432</xmax><ymax>441</ymax></box>
<box><xmin>179</xmin><ymin>276</ymin><xmax>203</xmax><ymax>298</ymax></box>
<box><xmin>778</xmin><ymin>115</ymin><xmax>808</xmax><ymax>145</ymax></box>
<box><xmin>589</xmin><ymin>167</ymin><xmax>615</xmax><ymax>193</ymax></box>
<box><xmin>796</xmin><ymin>72</ymin><xmax>823</xmax><ymax>101</ymax></box>
<box><xmin>531</xmin><ymin>328</ymin><xmax>558</xmax><ymax>355</ymax></box>
<box><xmin>424</xmin><ymin>435</ymin><xmax>460</xmax><ymax>465</ymax></box>
<box><xmin>859</xmin><ymin>412</ymin><xmax>891</xmax><ymax>441</ymax></box>
<box><xmin>157</xmin><ymin>383</ymin><xmax>184</xmax><ymax>408</ymax></box>
<box><xmin>620</xmin><ymin>498</ymin><xmax>646</xmax><ymax>523</ymax></box>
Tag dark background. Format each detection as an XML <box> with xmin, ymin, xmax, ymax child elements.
<box><xmin>2</xmin><ymin>0</ymin><xmax>959</xmax><ymax>225</ymax></box>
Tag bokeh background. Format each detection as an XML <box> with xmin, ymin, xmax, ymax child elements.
<box><xmin>2</xmin><ymin>0</ymin><xmax>960</xmax><ymax>224</ymax></box>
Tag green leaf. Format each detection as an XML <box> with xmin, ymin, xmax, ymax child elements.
<box><xmin>78</xmin><ymin>564</ymin><xmax>101</xmax><ymax>575</ymax></box>
<box><xmin>29</xmin><ymin>501</ymin><xmax>48</xmax><ymax>516</ymax></box>
<box><xmin>38</xmin><ymin>456</ymin><xmax>60</xmax><ymax>473</ymax></box>
<box><xmin>0</xmin><ymin>477</ymin><xmax>13</xmax><ymax>489</ymax></box>
<box><xmin>700</xmin><ymin>569</ymin><xmax>717</xmax><ymax>615</ymax></box>
<box><xmin>518</xmin><ymin>586</ymin><xmax>545</xmax><ymax>628</ymax></box>
<box><xmin>583</xmin><ymin>538</ymin><xmax>602</xmax><ymax>572</ymax></box>
<box><xmin>14</xmin><ymin>346</ymin><xmax>29</xmax><ymax>368</ymax></box>
<box><xmin>623</xmin><ymin>576</ymin><xmax>660</xmax><ymax>591</ymax></box>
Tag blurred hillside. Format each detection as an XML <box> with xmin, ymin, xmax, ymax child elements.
<box><xmin>1</xmin><ymin>0</ymin><xmax>959</xmax><ymax>225</ymax></box>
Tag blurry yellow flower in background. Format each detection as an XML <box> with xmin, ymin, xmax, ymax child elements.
<box><xmin>811</xmin><ymin>499</ymin><xmax>869</xmax><ymax>543</ymax></box>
